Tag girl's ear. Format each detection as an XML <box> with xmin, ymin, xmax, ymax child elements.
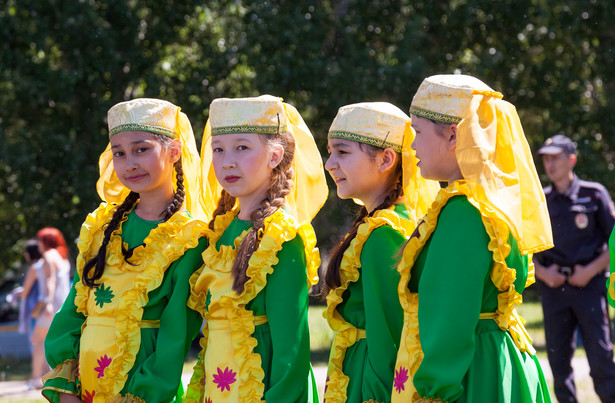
<box><xmin>268</xmin><ymin>143</ymin><xmax>285</xmax><ymax>169</ymax></box>
<box><xmin>168</xmin><ymin>139</ymin><xmax>182</xmax><ymax>164</ymax></box>
<box><xmin>378</xmin><ymin>147</ymin><xmax>398</xmax><ymax>173</ymax></box>
<box><xmin>447</xmin><ymin>124</ymin><xmax>458</xmax><ymax>151</ymax></box>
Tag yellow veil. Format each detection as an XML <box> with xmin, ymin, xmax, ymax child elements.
<box><xmin>96</xmin><ymin>98</ymin><xmax>209</xmax><ymax>220</ymax></box>
<box><xmin>328</xmin><ymin>102</ymin><xmax>440</xmax><ymax>221</ymax></box>
<box><xmin>410</xmin><ymin>74</ymin><xmax>553</xmax><ymax>253</ymax></box>
<box><xmin>201</xmin><ymin>95</ymin><xmax>328</xmax><ymax>223</ymax></box>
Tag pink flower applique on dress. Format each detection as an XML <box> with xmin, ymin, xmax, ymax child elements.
<box><xmin>82</xmin><ymin>389</ymin><xmax>95</xmax><ymax>403</ymax></box>
<box><xmin>394</xmin><ymin>366</ymin><xmax>409</xmax><ymax>393</ymax></box>
<box><xmin>212</xmin><ymin>366</ymin><xmax>237</xmax><ymax>392</ymax></box>
<box><xmin>94</xmin><ymin>354</ymin><xmax>112</xmax><ymax>378</ymax></box>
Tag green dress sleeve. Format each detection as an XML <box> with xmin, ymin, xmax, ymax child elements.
<box><xmin>121</xmin><ymin>237</ymin><xmax>207</xmax><ymax>402</ymax></box>
<box><xmin>43</xmin><ymin>270</ymin><xmax>85</xmax><ymax>401</ymax></box>
<box><xmin>414</xmin><ymin>197</ymin><xmax>492</xmax><ymax>402</ymax></box>
<box><xmin>608</xmin><ymin>227</ymin><xmax>615</xmax><ymax>308</ymax></box>
<box><xmin>263</xmin><ymin>235</ymin><xmax>311</xmax><ymax>402</ymax></box>
<box><xmin>360</xmin><ymin>225</ymin><xmax>405</xmax><ymax>397</ymax></box>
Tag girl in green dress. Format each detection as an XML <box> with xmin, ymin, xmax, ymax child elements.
<box><xmin>42</xmin><ymin>98</ymin><xmax>209</xmax><ymax>402</ymax></box>
<box><xmin>322</xmin><ymin>102</ymin><xmax>438</xmax><ymax>402</ymax></box>
<box><xmin>392</xmin><ymin>75</ymin><xmax>553</xmax><ymax>403</ymax></box>
<box><xmin>184</xmin><ymin>95</ymin><xmax>328</xmax><ymax>402</ymax></box>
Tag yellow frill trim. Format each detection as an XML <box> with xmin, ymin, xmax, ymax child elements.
<box><xmin>323</xmin><ymin>207</ymin><xmax>416</xmax><ymax>402</ymax></box>
<box><xmin>41</xmin><ymin>358</ymin><xmax>80</xmax><ymax>397</ymax></box>
<box><xmin>73</xmin><ymin>202</ymin><xmax>208</xmax><ymax>399</ymax></box>
<box><xmin>395</xmin><ymin>180</ymin><xmax>535</xmax><ymax>402</ymax></box>
<box><xmin>185</xmin><ymin>207</ymin><xmax>320</xmax><ymax>402</ymax></box>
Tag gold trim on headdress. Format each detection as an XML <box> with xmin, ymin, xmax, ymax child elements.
<box><xmin>328</xmin><ymin>102</ymin><xmax>440</xmax><ymax>218</ymax></box>
<box><xmin>201</xmin><ymin>95</ymin><xmax>328</xmax><ymax>223</ymax></box>
<box><xmin>410</xmin><ymin>74</ymin><xmax>552</xmax><ymax>253</ymax></box>
<box><xmin>97</xmin><ymin>98</ymin><xmax>211</xmax><ymax>220</ymax></box>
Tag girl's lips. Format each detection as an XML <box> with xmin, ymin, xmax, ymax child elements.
<box><xmin>225</xmin><ymin>175</ymin><xmax>240</xmax><ymax>183</ymax></box>
<box><xmin>126</xmin><ymin>174</ymin><xmax>146</xmax><ymax>182</ymax></box>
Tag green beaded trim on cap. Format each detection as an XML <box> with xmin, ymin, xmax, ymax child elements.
<box><xmin>211</xmin><ymin>125</ymin><xmax>287</xmax><ymax>136</ymax></box>
<box><xmin>409</xmin><ymin>105</ymin><xmax>461</xmax><ymax>124</ymax></box>
<box><xmin>328</xmin><ymin>130</ymin><xmax>402</xmax><ymax>153</ymax></box>
<box><xmin>109</xmin><ymin>124</ymin><xmax>176</xmax><ymax>139</ymax></box>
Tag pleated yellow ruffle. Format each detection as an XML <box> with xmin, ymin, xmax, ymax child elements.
<box><xmin>394</xmin><ymin>180</ymin><xmax>535</xmax><ymax>402</ymax></box>
<box><xmin>73</xmin><ymin>202</ymin><xmax>207</xmax><ymax>399</ymax></box>
<box><xmin>323</xmin><ymin>207</ymin><xmax>416</xmax><ymax>402</ymax></box>
<box><xmin>186</xmin><ymin>207</ymin><xmax>320</xmax><ymax>402</ymax></box>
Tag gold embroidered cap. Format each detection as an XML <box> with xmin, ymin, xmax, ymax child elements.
<box><xmin>208</xmin><ymin>95</ymin><xmax>288</xmax><ymax>135</ymax></box>
<box><xmin>410</xmin><ymin>74</ymin><xmax>502</xmax><ymax>124</ymax></box>
<box><xmin>410</xmin><ymin>74</ymin><xmax>552</xmax><ymax>254</ymax></box>
<box><xmin>328</xmin><ymin>102</ymin><xmax>407</xmax><ymax>153</ymax></box>
<box><xmin>98</xmin><ymin>98</ymin><xmax>211</xmax><ymax>220</ymax></box>
<box><xmin>107</xmin><ymin>98</ymin><xmax>180</xmax><ymax>138</ymax></box>
<box><xmin>201</xmin><ymin>95</ymin><xmax>328</xmax><ymax>224</ymax></box>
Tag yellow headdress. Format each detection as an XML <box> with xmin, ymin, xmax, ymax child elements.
<box><xmin>97</xmin><ymin>98</ymin><xmax>209</xmax><ymax>220</ymax></box>
<box><xmin>410</xmin><ymin>74</ymin><xmax>553</xmax><ymax>253</ymax></box>
<box><xmin>201</xmin><ymin>94</ymin><xmax>328</xmax><ymax>223</ymax></box>
<box><xmin>328</xmin><ymin>102</ymin><xmax>440</xmax><ymax>221</ymax></box>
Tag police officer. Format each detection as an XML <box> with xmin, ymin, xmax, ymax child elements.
<box><xmin>534</xmin><ymin>134</ymin><xmax>615</xmax><ymax>402</ymax></box>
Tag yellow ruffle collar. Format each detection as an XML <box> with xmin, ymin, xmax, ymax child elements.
<box><xmin>73</xmin><ymin>202</ymin><xmax>207</xmax><ymax>398</ymax></box>
<box><xmin>185</xmin><ymin>207</ymin><xmax>320</xmax><ymax>402</ymax></box>
<box><xmin>323</xmin><ymin>206</ymin><xmax>416</xmax><ymax>402</ymax></box>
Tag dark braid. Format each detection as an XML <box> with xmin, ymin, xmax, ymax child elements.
<box><xmin>83</xmin><ymin>133</ymin><xmax>185</xmax><ymax>288</ymax></box>
<box><xmin>162</xmin><ymin>158</ymin><xmax>185</xmax><ymax>220</ymax></box>
<box><xmin>231</xmin><ymin>131</ymin><xmax>295</xmax><ymax>293</ymax></box>
<box><xmin>83</xmin><ymin>191</ymin><xmax>139</xmax><ymax>287</ymax></box>
<box><xmin>209</xmin><ymin>190</ymin><xmax>237</xmax><ymax>231</ymax></box>
<box><xmin>320</xmin><ymin>144</ymin><xmax>403</xmax><ymax>298</ymax></box>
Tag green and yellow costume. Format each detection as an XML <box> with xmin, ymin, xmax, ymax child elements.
<box><xmin>392</xmin><ymin>75</ymin><xmax>553</xmax><ymax>403</ymax></box>
<box><xmin>184</xmin><ymin>95</ymin><xmax>328</xmax><ymax>402</ymax></box>
<box><xmin>323</xmin><ymin>102</ymin><xmax>439</xmax><ymax>403</ymax></box>
<box><xmin>42</xmin><ymin>98</ymin><xmax>210</xmax><ymax>402</ymax></box>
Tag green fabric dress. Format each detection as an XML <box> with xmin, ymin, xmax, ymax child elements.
<box><xmin>43</xmin><ymin>206</ymin><xmax>206</xmax><ymax>403</ymax></box>
<box><xmin>324</xmin><ymin>204</ymin><xmax>410</xmax><ymax>403</ymax></box>
<box><xmin>185</xmin><ymin>209</ymin><xmax>319</xmax><ymax>402</ymax></box>
<box><xmin>407</xmin><ymin>196</ymin><xmax>550</xmax><ymax>402</ymax></box>
<box><xmin>607</xmin><ymin>228</ymin><xmax>615</xmax><ymax>307</ymax></box>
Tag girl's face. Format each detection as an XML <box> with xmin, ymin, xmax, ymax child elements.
<box><xmin>411</xmin><ymin>116</ymin><xmax>461</xmax><ymax>182</ymax></box>
<box><xmin>325</xmin><ymin>139</ymin><xmax>388</xmax><ymax>209</ymax></box>
<box><xmin>212</xmin><ymin>133</ymin><xmax>282</xmax><ymax>213</ymax></box>
<box><xmin>110</xmin><ymin>131</ymin><xmax>179</xmax><ymax>198</ymax></box>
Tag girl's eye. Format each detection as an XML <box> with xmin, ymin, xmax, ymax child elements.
<box><xmin>113</xmin><ymin>151</ymin><xmax>124</xmax><ymax>158</ymax></box>
<box><xmin>212</xmin><ymin>147</ymin><xmax>223</xmax><ymax>153</ymax></box>
<box><xmin>136</xmin><ymin>147</ymin><xmax>149</xmax><ymax>153</ymax></box>
<box><xmin>237</xmin><ymin>145</ymin><xmax>248</xmax><ymax>151</ymax></box>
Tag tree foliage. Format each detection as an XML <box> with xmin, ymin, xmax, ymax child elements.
<box><xmin>1</xmin><ymin>0</ymin><xmax>614</xmax><ymax>276</ymax></box>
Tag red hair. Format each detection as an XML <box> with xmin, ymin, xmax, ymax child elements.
<box><xmin>36</xmin><ymin>227</ymin><xmax>69</xmax><ymax>259</ymax></box>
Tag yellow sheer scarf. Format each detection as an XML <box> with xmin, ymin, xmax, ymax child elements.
<box><xmin>456</xmin><ymin>92</ymin><xmax>553</xmax><ymax>254</ymax></box>
<box><xmin>201</xmin><ymin>102</ymin><xmax>328</xmax><ymax>223</ymax></box>
<box><xmin>96</xmin><ymin>109</ymin><xmax>211</xmax><ymax>220</ymax></box>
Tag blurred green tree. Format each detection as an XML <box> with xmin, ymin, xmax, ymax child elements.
<box><xmin>1</xmin><ymin>0</ymin><xmax>614</xmax><ymax>278</ymax></box>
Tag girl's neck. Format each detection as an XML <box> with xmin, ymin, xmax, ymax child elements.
<box><xmin>236</xmin><ymin>188</ymin><xmax>269</xmax><ymax>221</ymax></box>
<box><xmin>135</xmin><ymin>189</ymin><xmax>175</xmax><ymax>221</ymax></box>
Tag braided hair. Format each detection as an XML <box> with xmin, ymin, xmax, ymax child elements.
<box><xmin>208</xmin><ymin>131</ymin><xmax>296</xmax><ymax>293</ymax></box>
<box><xmin>82</xmin><ymin>134</ymin><xmax>185</xmax><ymax>288</ymax></box>
<box><xmin>321</xmin><ymin>143</ymin><xmax>403</xmax><ymax>298</ymax></box>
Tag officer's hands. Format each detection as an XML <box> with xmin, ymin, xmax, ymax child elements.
<box><xmin>543</xmin><ymin>264</ymin><xmax>567</xmax><ymax>288</ymax></box>
<box><xmin>568</xmin><ymin>264</ymin><xmax>592</xmax><ymax>287</ymax></box>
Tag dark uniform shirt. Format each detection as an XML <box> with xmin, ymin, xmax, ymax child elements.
<box><xmin>535</xmin><ymin>175</ymin><xmax>615</xmax><ymax>269</ymax></box>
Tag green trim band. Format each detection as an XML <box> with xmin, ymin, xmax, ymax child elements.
<box><xmin>409</xmin><ymin>105</ymin><xmax>461</xmax><ymax>124</ymax></box>
<box><xmin>109</xmin><ymin>124</ymin><xmax>176</xmax><ymax>138</ymax></box>
<box><xmin>328</xmin><ymin>130</ymin><xmax>402</xmax><ymax>153</ymax></box>
<box><xmin>211</xmin><ymin>125</ymin><xmax>286</xmax><ymax>136</ymax></box>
